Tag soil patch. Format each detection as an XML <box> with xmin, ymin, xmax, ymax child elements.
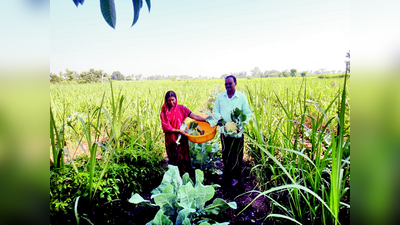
<box><xmin>50</xmin><ymin>157</ymin><xmax>272</xmax><ymax>225</ymax></box>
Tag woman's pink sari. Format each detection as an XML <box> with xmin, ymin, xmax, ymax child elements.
<box><xmin>160</xmin><ymin>102</ymin><xmax>192</xmax><ymax>175</ymax></box>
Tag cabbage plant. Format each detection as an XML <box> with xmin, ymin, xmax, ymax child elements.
<box><xmin>129</xmin><ymin>165</ymin><xmax>236</xmax><ymax>225</ymax></box>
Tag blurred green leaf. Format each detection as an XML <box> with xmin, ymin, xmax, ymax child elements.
<box><xmin>100</xmin><ymin>0</ymin><xmax>116</xmax><ymax>29</ymax></box>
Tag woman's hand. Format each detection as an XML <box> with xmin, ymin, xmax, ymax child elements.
<box><xmin>178</xmin><ymin>130</ymin><xmax>186</xmax><ymax>136</ymax></box>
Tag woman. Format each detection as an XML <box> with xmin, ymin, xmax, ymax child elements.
<box><xmin>160</xmin><ymin>90</ymin><xmax>206</xmax><ymax>176</ymax></box>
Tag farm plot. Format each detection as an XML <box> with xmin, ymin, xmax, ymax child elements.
<box><xmin>50</xmin><ymin>76</ymin><xmax>350</xmax><ymax>224</ymax></box>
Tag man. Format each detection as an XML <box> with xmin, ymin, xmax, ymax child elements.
<box><xmin>213</xmin><ymin>75</ymin><xmax>252</xmax><ymax>187</ymax></box>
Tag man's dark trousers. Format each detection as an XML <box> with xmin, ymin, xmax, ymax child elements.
<box><xmin>221</xmin><ymin>134</ymin><xmax>244</xmax><ymax>185</ymax></box>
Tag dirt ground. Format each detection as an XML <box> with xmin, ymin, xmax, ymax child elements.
<box><xmin>51</xmin><ymin>156</ymin><xmax>272</xmax><ymax>225</ymax></box>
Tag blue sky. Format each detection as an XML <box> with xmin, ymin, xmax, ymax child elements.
<box><xmin>51</xmin><ymin>0</ymin><xmax>350</xmax><ymax>77</ymax></box>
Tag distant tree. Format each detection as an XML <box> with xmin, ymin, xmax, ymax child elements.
<box><xmin>301</xmin><ymin>71</ymin><xmax>307</xmax><ymax>77</ymax></box>
<box><xmin>147</xmin><ymin>74</ymin><xmax>166</xmax><ymax>80</ymax></box>
<box><xmin>315</xmin><ymin>68</ymin><xmax>327</xmax><ymax>74</ymax></box>
<box><xmin>234</xmin><ymin>71</ymin><xmax>247</xmax><ymax>78</ymax></box>
<box><xmin>290</xmin><ymin>68</ymin><xmax>297</xmax><ymax>77</ymax></box>
<box><xmin>282</xmin><ymin>71</ymin><xmax>289</xmax><ymax>77</ymax></box>
<box><xmin>78</xmin><ymin>68</ymin><xmax>104</xmax><ymax>83</ymax></box>
<box><xmin>250</xmin><ymin>67</ymin><xmax>262</xmax><ymax>77</ymax></box>
<box><xmin>104</xmin><ymin>73</ymin><xmax>111</xmax><ymax>80</ymax></box>
<box><xmin>125</xmin><ymin>75</ymin><xmax>135</xmax><ymax>81</ymax></box>
<box><xmin>60</xmin><ymin>69</ymin><xmax>78</xmax><ymax>82</ymax></box>
<box><xmin>111</xmin><ymin>71</ymin><xmax>125</xmax><ymax>80</ymax></box>
<box><xmin>50</xmin><ymin>73</ymin><xmax>63</xmax><ymax>83</ymax></box>
<box><xmin>263</xmin><ymin>69</ymin><xmax>279</xmax><ymax>77</ymax></box>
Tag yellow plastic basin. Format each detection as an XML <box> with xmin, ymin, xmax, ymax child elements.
<box><xmin>186</xmin><ymin>121</ymin><xmax>217</xmax><ymax>143</ymax></box>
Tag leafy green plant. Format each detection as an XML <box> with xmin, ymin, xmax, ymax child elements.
<box><xmin>189</xmin><ymin>137</ymin><xmax>222</xmax><ymax>175</ymax></box>
<box><xmin>50</xmin><ymin>155</ymin><xmax>120</xmax><ymax>216</ymax></box>
<box><xmin>202</xmin><ymin>110</ymin><xmax>224</xmax><ymax>127</ymax></box>
<box><xmin>129</xmin><ymin>165</ymin><xmax>236</xmax><ymax>225</ymax></box>
<box><xmin>104</xmin><ymin>80</ymin><xmax>132</xmax><ymax>150</ymax></box>
<box><xmin>50</xmin><ymin>105</ymin><xmax>67</xmax><ymax>169</ymax></box>
<box><xmin>221</xmin><ymin>107</ymin><xmax>247</xmax><ymax>138</ymax></box>
<box><xmin>73</xmin><ymin>0</ymin><xmax>151</xmax><ymax>29</ymax></box>
<box><xmin>241</xmin><ymin>75</ymin><xmax>350</xmax><ymax>224</ymax></box>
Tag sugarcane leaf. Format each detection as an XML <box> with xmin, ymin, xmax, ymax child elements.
<box><xmin>100</xmin><ymin>0</ymin><xmax>116</xmax><ymax>29</ymax></box>
<box><xmin>145</xmin><ymin>0</ymin><xmax>151</xmax><ymax>11</ymax></box>
<box><xmin>72</xmin><ymin>0</ymin><xmax>84</xmax><ymax>7</ymax></box>
<box><xmin>132</xmin><ymin>0</ymin><xmax>143</xmax><ymax>27</ymax></box>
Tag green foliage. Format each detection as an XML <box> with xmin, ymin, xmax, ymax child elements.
<box><xmin>50</xmin><ymin>77</ymin><xmax>350</xmax><ymax>223</ymax></box>
<box><xmin>50</xmin><ymin>106</ymin><xmax>66</xmax><ymax>169</ymax></box>
<box><xmin>78</xmin><ymin>69</ymin><xmax>105</xmax><ymax>83</ymax></box>
<box><xmin>50</xmin><ymin>155</ymin><xmax>120</xmax><ymax>215</ymax></box>
<box><xmin>318</xmin><ymin>74</ymin><xmax>347</xmax><ymax>79</ymax></box>
<box><xmin>243</xmin><ymin>76</ymin><xmax>350</xmax><ymax>224</ymax></box>
<box><xmin>112</xmin><ymin>147</ymin><xmax>165</xmax><ymax>192</ymax></box>
<box><xmin>50</xmin><ymin>73</ymin><xmax>64</xmax><ymax>83</ymax></box>
<box><xmin>189</xmin><ymin>137</ymin><xmax>222</xmax><ymax>175</ymax></box>
<box><xmin>300</xmin><ymin>71</ymin><xmax>307</xmax><ymax>77</ymax></box>
<box><xmin>73</xmin><ymin>0</ymin><xmax>151</xmax><ymax>29</ymax></box>
<box><xmin>50</xmin><ymin>147</ymin><xmax>164</xmax><ymax>217</ymax></box>
<box><xmin>111</xmin><ymin>71</ymin><xmax>125</xmax><ymax>81</ymax></box>
<box><xmin>220</xmin><ymin>107</ymin><xmax>247</xmax><ymax>138</ymax></box>
<box><xmin>185</xmin><ymin>122</ymin><xmax>204</xmax><ymax>136</ymax></box>
<box><xmin>129</xmin><ymin>165</ymin><xmax>236</xmax><ymax>225</ymax></box>
<box><xmin>290</xmin><ymin>69</ymin><xmax>297</xmax><ymax>77</ymax></box>
<box><xmin>50</xmin><ymin>68</ymin><xmax>107</xmax><ymax>84</ymax></box>
<box><xmin>202</xmin><ymin>110</ymin><xmax>224</xmax><ymax>127</ymax></box>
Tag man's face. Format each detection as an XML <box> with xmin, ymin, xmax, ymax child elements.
<box><xmin>225</xmin><ymin>77</ymin><xmax>236</xmax><ymax>92</ymax></box>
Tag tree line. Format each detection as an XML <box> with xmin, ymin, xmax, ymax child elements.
<box><xmin>50</xmin><ymin>69</ymin><xmax>144</xmax><ymax>84</ymax></box>
<box><xmin>50</xmin><ymin>67</ymin><xmax>345</xmax><ymax>84</ymax></box>
<box><xmin>220</xmin><ymin>67</ymin><xmax>346</xmax><ymax>79</ymax></box>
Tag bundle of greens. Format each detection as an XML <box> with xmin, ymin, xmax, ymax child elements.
<box><xmin>189</xmin><ymin>138</ymin><xmax>222</xmax><ymax>175</ymax></box>
<box><xmin>202</xmin><ymin>109</ymin><xmax>225</xmax><ymax>127</ymax></box>
<box><xmin>221</xmin><ymin>107</ymin><xmax>247</xmax><ymax>138</ymax></box>
<box><xmin>185</xmin><ymin>122</ymin><xmax>204</xmax><ymax>136</ymax></box>
<box><xmin>176</xmin><ymin>122</ymin><xmax>206</xmax><ymax>145</ymax></box>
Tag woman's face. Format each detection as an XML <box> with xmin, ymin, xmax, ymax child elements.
<box><xmin>167</xmin><ymin>96</ymin><xmax>177</xmax><ymax>108</ymax></box>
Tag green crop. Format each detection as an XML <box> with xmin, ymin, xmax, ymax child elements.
<box><xmin>50</xmin><ymin>76</ymin><xmax>350</xmax><ymax>224</ymax></box>
<box><xmin>129</xmin><ymin>165</ymin><xmax>236</xmax><ymax>225</ymax></box>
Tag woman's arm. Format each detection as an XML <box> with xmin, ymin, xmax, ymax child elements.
<box><xmin>189</xmin><ymin>113</ymin><xmax>206</xmax><ymax>122</ymax></box>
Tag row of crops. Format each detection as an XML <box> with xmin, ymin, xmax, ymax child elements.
<box><xmin>50</xmin><ymin>76</ymin><xmax>350</xmax><ymax>224</ymax></box>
